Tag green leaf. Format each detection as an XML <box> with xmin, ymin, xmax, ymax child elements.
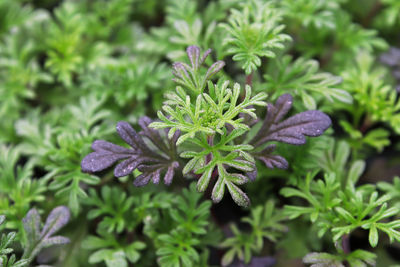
<box><xmin>368</xmin><ymin>224</ymin><xmax>379</xmax><ymax>247</ymax></box>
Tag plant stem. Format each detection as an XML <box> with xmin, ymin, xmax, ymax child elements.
<box><xmin>206</xmin><ymin>135</ymin><xmax>214</xmax><ymax>165</ymax></box>
<box><xmin>342</xmin><ymin>234</ymin><xmax>350</xmax><ymax>254</ymax></box>
<box><xmin>341</xmin><ymin>234</ymin><xmax>351</xmax><ymax>266</ymax></box>
<box><xmin>246</xmin><ymin>72</ymin><xmax>253</xmax><ymax>87</ymax></box>
<box><xmin>359</xmin><ymin>115</ymin><xmax>372</xmax><ymax>134</ymax></box>
<box><xmin>363</xmin><ymin>1</ymin><xmax>382</xmax><ymax>27</ymax></box>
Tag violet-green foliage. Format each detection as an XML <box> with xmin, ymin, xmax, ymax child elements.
<box><xmin>0</xmin><ymin>206</ymin><xmax>70</xmax><ymax>267</ymax></box>
<box><xmin>82</xmin><ymin>45</ymin><xmax>331</xmax><ymax>207</ymax></box>
<box><xmin>381</xmin><ymin>47</ymin><xmax>400</xmax><ymax>92</ymax></box>
<box><xmin>5</xmin><ymin>0</ymin><xmax>400</xmax><ymax>266</ymax></box>
<box><xmin>22</xmin><ymin>206</ymin><xmax>70</xmax><ymax>263</ymax></box>
<box><xmin>82</xmin><ymin>117</ymin><xmax>180</xmax><ymax>186</ymax></box>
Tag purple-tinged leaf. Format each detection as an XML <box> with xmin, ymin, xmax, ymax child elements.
<box><xmin>247</xmin><ymin>94</ymin><xmax>330</xmax><ymax>172</ymax></box>
<box><xmin>41</xmin><ymin>236</ymin><xmax>70</xmax><ymax>247</ymax></box>
<box><xmin>81</xmin><ymin>118</ymin><xmax>180</xmax><ymax>186</ymax></box>
<box><xmin>250</xmin><ymin>94</ymin><xmax>331</xmax><ymax>147</ymax></box>
<box><xmin>380</xmin><ymin>47</ymin><xmax>400</xmax><ymax>67</ymax></box>
<box><xmin>259</xmin><ymin>154</ymin><xmax>288</xmax><ymax>169</ymax></box>
<box><xmin>133</xmin><ymin>173</ymin><xmax>152</xmax><ymax>187</ymax></box>
<box><xmin>139</xmin><ymin>116</ymin><xmax>169</xmax><ymax>153</ymax></box>
<box><xmin>265</xmin><ymin>94</ymin><xmax>293</xmax><ymax>124</ymax></box>
<box><xmin>41</xmin><ymin>206</ymin><xmax>70</xmax><ymax>239</ymax></box>
<box><xmin>23</xmin><ymin>208</ymin><xmax>41</xmax><ymax>242</ymax></box>
<box><xmin>164</xmin><ymin>161</ymin><xmax>179</xmax><ymax>185</ymax></box>
<box><xmin>205</xmin><ymin>61</ymin><xmax>225</xmax><ymax>80</ymax></box>
<box><xmin>22</xmin><ymin>206</ymin><xmax>70</xmax><ymax>261</ymax></box>
<box><xmin>263</xmin><ymin>110</ymin><xmax>331</xmax><ymax>145</ymax></box>
<box><xmin>200</xmin><ymin>48</ymin><xmax>212</xmax><ymax>65</ymax></box>
<box><xmin>254</xmin><ymin>145</ymin><xmax>288</xmax><ymax>169</ymax></box>
<box><xmin>172</xmin><ymin>62</ymin><xmax>190</xmax><ymax>80</ymax></box>
<box><xmin>81</xmin><ymin>140</ymin><xmax>133</xmax><ymax>173</ymax></box>
<box><xmin>187</xmin><ymin>45</ymin><xmax>201</xmax><ymax>69</ymax></box>
<box><xmin>114</xmin><ymin>156</ymin><xmax>142</xmax><ymax>177</ymax></box>
<box><xmin>246</xmin><ymin>170</ymin><xmax>257</xmax><ymax>181</ymax></box>
<box><xmin>172</xmin><ymin>46</ymin><xmax>224</xmax><ymax>91</ymax></box>
<box><xmin>116</xmin><ymin>121</ymin><xmax>145</xmax><ymax>151</ymax></box>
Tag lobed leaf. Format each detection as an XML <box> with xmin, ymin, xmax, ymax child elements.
<box><xmin>82</xmin><ymin>117</ymin><xmax>180</xmax><ymax>186</ymax></box>
<box><xmin>249</xmin><ymin>94</ymin><xmax>330</xmax><ymax>171</ymax></box>
<box><xmin>22</xmin><ymin>206</ymin><xmax>70</xmax><ymax>262</ymax></box>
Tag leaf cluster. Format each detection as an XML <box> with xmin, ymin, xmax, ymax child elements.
<box><xmin>220</xmin><ymin>200</ymin><xmax>286</xmax><ymax>266</ymax></box>
<box><xmin>220</xmin><ymin>0</ymin><xmax>291</xmax><ymax>74</ymax></box>
<box><xmin>0</xmin><ymin>206</ymin><xmax>70</xmax><ymax>267</ymax></box>
<box><xmin>282</xmin><ymin>141</ymin><xmax>400</xmax><ymax>266</ymax></box>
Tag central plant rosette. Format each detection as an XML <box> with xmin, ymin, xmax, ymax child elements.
<box><xmin>81</xmin><ymin>45</ymin><xmax>331</xmax><ymax>207</ymax></box>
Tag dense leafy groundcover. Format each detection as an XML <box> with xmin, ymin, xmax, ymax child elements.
<box><xmin>2</xmin><ymin>0</ymin><xmax>400</xmax><ymax>266</ymax></box>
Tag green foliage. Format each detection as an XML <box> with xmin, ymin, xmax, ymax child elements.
<box><xmin>0</xmin><ymin>207</ymin><xmax>70</xmax><ymax>267</ymax></box>
<box><xmin>0</xmin><ymin>145</ymin><xmax>46</xmax><ymax>232</ymax></box>
<box><xmin>0</xmin><ymin>216</ymin><xmax>29</xmax><ymax>267</ymax></box>
<box><xmin>43</xmin><ymin>3</ymin><xmax>86</xmax><ymax>87</ymax></box>
<box><xmin>82</xmin><ymin>227</ymin><xmax>146</xmax><ymax>267</ymax></box>
<box><xmin>376</xmin><ymin>0</ymin><xmax>400</xmax><ymax>27</ymax></box>
<box><xmin>153</xmin><ymin>81</ymin><xmax>266</xmax><ymax>144</ymax></box>
<box><xmin>83</xmin><ymin>183</ymin><xmax>219</xmax><ymax>267</ymax></box>
<box><xmin>85</xmin><ymin>186</ymin><xmax>135</xmax><ymax>233</ymax></box>
<box><xmin>82</xmin><ymin>187</ymin><xmax>175</xmax><ymax>267</ymax></box>
<box><xmin>3</xmin><ymin>0</ymin><xmax>400</xmax><ymax>266</ymax></box>
<box><xmin>81</xmin><ymin>59</ymin><xmax>170</xmax><ymax>108</ymax></box>
<box><xmin>280</xmin><ymin>0</ymin><xmax>345</xmax><ymax>30</ymax></box>
<box><xmin>378</xmin><ymin>177</ymin><xmax>400</xmax><ymax>209</ymax></box>
<box><xmin>147</xmin><ymin>46</ymin><xmax>270</xmax><ymax>207</ymax></box>
<box><xmin>221</xmin><ymin>200</ymin><xmax>286</xmax><ymax>266</ymax></box>
<box><xmin>263</xmin><ymin>55</ymin><xmax>352</xmax><ymax>109</ymax></box>
<box><xmin>22</xmin><ymin>206</ymin><xmax>70</xmax><ymax>263</ymax></box>
<box><xmin>220</xmin><ymin>0</ymin><xmax>291</xmax><ymax>74</ymax></box>
<box><xmin>15</xmin><ymin>95</ymin><xmax>112</xmax><ymax>215</ymax></box>
<box><xmin>153</xmin><ymin>184</ymin><xmax>219</xmax><ymax>267</ymax></box>
<box><xmin>339</xmin><ymin>51</ymin><xmax>400</xmax><ymax>131</ymax></box>
<box><xmin>334</xmin><ymin>51</ymin><xmax>399</xmax><ymax>154</ymax></box>
<box><xmin>281</xmin><ymin>140</ymin><xmax>400</xmax><ymax>265</ymax></box>
<box><xmin>303</xmin><ymin>250</ymin><xmax>376</xmax><ymax>267</ymax></box>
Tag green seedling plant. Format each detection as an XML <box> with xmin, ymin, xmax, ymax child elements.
<box><xmin>3</xmin><ymin>0</ymin><xmax>400</xmax><ymax>266</ymax></box>
<box><xmin>82</xmin><ymin>45</ymin><xmax>331</xmax><ymax>207</ymax></box>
